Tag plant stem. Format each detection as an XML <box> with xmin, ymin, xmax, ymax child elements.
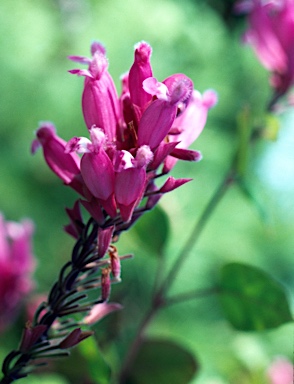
<box><xmin>159</xmin><ymin>167</ymin><xmax>234</xmax><ymax>296</ymax></box>
<box><xmin>118</xmin><ymin>166</ymin><xmax>234</xmax><ymax>382</ymax></box>
<box><xmin>164</xmin><ymin>287</ymin><xmax>219</xmax><ymax>307</ymax></box>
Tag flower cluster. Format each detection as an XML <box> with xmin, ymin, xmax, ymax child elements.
<box><xmin>32</xmin><ymin>41</ymin><xmax>217</xmax><ymax>237</ymax></box>
<box><xmin>236</xmin><ymin>0</ymin><xmax>294</xmax><ymax>102</ymax></box>
<box><xmin>13</xmin><ymin>44</ymin><xmax>217</xmax><ymax>376</ymax></box>
<box><xmin>0</xmin><ymin>214</ymin><xmax>35</xmax><ymax>332</ymax></box>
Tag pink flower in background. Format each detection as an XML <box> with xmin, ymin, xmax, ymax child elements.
<box><xmin>236</xmin><ymin>0</ymin><xmax>294</xmax><ymax>100</ymax></box>
<box><xmin>83</xmin><ymin>302</ymin><xmax>123</xmax><ymax>325</ymax></box>
<box><xmin>0</xmin><ymin>214</ymin><xmax>35</xmax><ymax>331</ymax></box>
<box><xmin>267</xmin><ymin>357</ymin><xmax>293</xmax><ymax>384</ymax></box>
<box><xmin>33</xmin><ymin>41</ymin><xmax>217</xmax><ymax>232</ymax></box>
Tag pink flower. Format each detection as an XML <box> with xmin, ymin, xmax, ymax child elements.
<box><xmin>64</xmin><ymin>200</ymin><xmax>84</xmax><ymax>239</ymax></box>
<box><xmin>128</xmin><ymin>41</ymin><xmax>153</xmax><ymax>110</ymax></box>
<box><xmin>163</xmin><ymin>89</ymin><xmax>217</xmax><ymax>173</ymax></box>
<box><xmin>69</xmin><ymin>43</ymin><xmax>120</xmax><ymax>141</ymax></box>
<box><xmin>59</xmin><ymin>328</ymin><xmax>94</xmax><ymax>349</ymax></box>
<box><xmin>35</xmin><ymin>41</ymin><xmax>216</xmax><ymax>228</ymax></box>
<box><xmin>267</xmin><ymin>357</ymin><xmax>293</xmax><ymax>384</ymax></box>
<box><xmin>237</xmin><ymin>0</ymin><xmax>294</xmax><ymax>100</ymax></box>
<box><xmin>83</xmin><ymin>302</ymin><xmax>123</xmax><ymax>325</ymax></box>
<box><xmin>19</xmin><ymin>324</ymin><xmax>47</xmax><ymax>353</ymax></box>
<box><xmin>0</xmin><ymin>214</ymin><xmax>36</xmax><ymax>332</ymax></box>
<box><xmin>32</xmin><ymin>122</ymin><xmax>85</xmax><ymax>196</ymax></box>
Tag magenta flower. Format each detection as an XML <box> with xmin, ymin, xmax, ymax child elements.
<box><xmin>236</xmin><ymin>0</ymin><xmax>294</xmax><ymax>102</ymax></box>
<box><xmin>32</xmin><ymin>122</ymin><xmax>84</xmax><ymax>196</ymax></box>
<box><xmin>267</xmin><ymin>356</ymin><xmax>293</xmax><ymax>384</ymax></box>
<box><xmin>69</xmin><ymin>42</ymin><xmax>120</xmax><ymax>141</ymax></box>
<box><xmin>0</xmin><ymin>214</ymin><xmax>35</xmax><ymax>332</ymax></box>
<box><xmin>83</xmin><ymin>302</ymin><xmax>123</xmax><ymax>325</ymax></box>
<box><xmin>34</xmin><ymin>41</ymin><xmax>216</xmax><ymax>230</ymax></box>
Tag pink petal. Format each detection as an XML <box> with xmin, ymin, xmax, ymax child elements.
<box><xmin>68</xmin><ymin>55</ymin><xmax>92</xmax><ymax>64</ymax></box>
<box><xmin>115</xmin><ymin>167</ymin><xmax>146</xmax><ymax>206</ymax></box>
<box><xmin>98</xmin><ymin>226</ymin><xmax>114</xmax><ymax>258</ymax></box>
<box><xmin>80</xmin><ymin>198</ymin><xmax>105</xmax><ymax>225</ymax></box>
<box><xmin>115</xmin><ymin>167</ymin><xmax>146</xmax><ymax>222</ymax></box>
<box><xmin>149</xmin><ymin>141</ymin><xmax>179</xmax><ymax>170</ymax></box>
<box><xmin>163</xmin><ymin>74</ymin><xmax>194</xmax><ymax>105</ymax></box>
<box><xmin>83</xmin><ymin>302</ymin><xmax>123</xmax><ymax>325</ymax></box>
<box><xmin>129</xmin><ymin>41</ymin><xmax>153</xmax><ymax>109</ymax></box>
<box><xmin>90</xmin><ymin>41</ymin><xmax>106</xmax><ymax>56</ymax></box>
<box><xmin>0</xmin><ymin>214</ymin><xmax>9</xmax><ymax>262</ymax></box>
<box><xmin>170</xmin><ymin>148</ymin><xmax>202</xmax><ymax>162</ymax></box>
<box><xmin>34</xmin><ymin>122</ymin><xmax>81</xmax><ymax>185</ymax></box>
<box><xmin>159</xmin><ymin>177</ymin><xmax>192</xmax><ymax>193</ymax></box>
<box><xmin>82</xmin><ymin>75</ymin><xmax>119</xmax><ymax>141</ymax></box>
<box><xmin>143</xmin><ymin>77</ymin><xmax>168</xmax><ymax>100</ymax></box>
<box><xmin>137</xmin><ymin>99</ymin><xmax>177</xmax><ymax>149</ymax></box>
<box><xmin>68</xmin><ymin>68</ymin><xmax>93</xmax><ymax>78</ymax></box>
<box><xmin>81</xmin><ymin>150</ymin><xmax>115</xmax><ymax>201</ymax></box>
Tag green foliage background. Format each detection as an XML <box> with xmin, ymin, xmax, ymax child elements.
<box><xmin>0</xmin><ymin>0</ymin><xmax>293</xmax><ymax>383</ymax></box>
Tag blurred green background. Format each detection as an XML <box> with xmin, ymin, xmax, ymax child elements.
<box><xmin>0</xmin><ymin>0</ymin><xmax>293</xmax><ymax>383</ymax></box>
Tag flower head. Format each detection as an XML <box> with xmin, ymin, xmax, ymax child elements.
<box><xmin>0</xmin><ymin>214</ymin><xmax>36</xmax><ymax>332</ymax></box>
<box><xmin>267</xmin><ymin>356</ymin><xmax>294</xmax><ymax>384</ymax></box>
<box><xmin>236</xmin><ymin>0</ymin><xmax>294</xmax><ymax>101</ymax></box>
<box><xmin>34</xmin><ymin>41</ymin><xmax>216</xmax><ymax>231</ymax></box>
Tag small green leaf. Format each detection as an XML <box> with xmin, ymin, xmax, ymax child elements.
<box><xmin>20</xmin><ymin>374</ymin><xmax>69</xmax><ymax>384</ymax></box>
<box><xmin>133</xmin><ymin>206</ymin><xmax>170</xmax><ymax>256</ymax></box>
<box><xmin>125</xmin><ymin>339</ymin><xmax>198</xmax><ymax>384</ymax></box>
<box><xmin>78</xmin><ymin>337</ymin><xmax>111</xmax><ymax>384</ymax></box>
<box><xmin>219</xmin><ymin>263</ymin><xmax>292</xmax><ymax>331</ymax></box>
<box><xmin>262</xmin><ymin>114</ymin><xmax>280</xmax><ymax>141</ymax></box>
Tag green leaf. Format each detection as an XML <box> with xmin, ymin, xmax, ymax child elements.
<box><xmin>78</xmin><ymin>337</ymin><xmax>111</xmax><ymax>384</ymax></box>
<box><xmin>219</xmin><ymin>263</ymin><xmax>292</xmax><ymax>331</ymax></box>
<box><xmin>125</xmin><ymin>339</ymin><xmax>198</xmax><ymax>384</ymax></box>
<box><xmin>20</xmin><ymin>374</ymin><xmax>69</xmax><ymax>384</ymax></box>
<box><xmin>133</xmin><ymin>206</ymin><xmax>170</xmax><ymax>256</ymax></box>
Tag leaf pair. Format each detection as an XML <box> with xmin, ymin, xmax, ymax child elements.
<box><xmin>219</xmin><ymin>262</ymin><xmax>292</xmax><ymax>331</ymax></box>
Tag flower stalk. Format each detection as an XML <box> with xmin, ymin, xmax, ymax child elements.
<box><xmin>1</xmin><ymin>40</ymin><xmax>217</xmax><ymax>383</ymax></box>
<box><xmin>118</xmin><ymin>164</ymin><xmax>235</xmax><ymax>383</ymax></box>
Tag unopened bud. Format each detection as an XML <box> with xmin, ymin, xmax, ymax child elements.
<box><xmin>109</xmin><ymin>245</ymin><xmax>121</xmax><ymax>281</ymax></box>
<box><xmin>59</xmin><ymin>328</ymin><xmax>93</xmax><ymax>349</ymax></box>
<box><xmin>101</xmin><ymin>267</ymin><xmax>111</xmax><ymax>301</ymax></box>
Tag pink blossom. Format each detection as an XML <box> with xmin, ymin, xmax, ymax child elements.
<box><xmin>83</xmin><ymin>302</ymin><xmax>123</xmax><ymax>325</ymax></box>
<box><xmin>35</xmin><ymin>42</ymin><xmax>216</xmax><ymax>228</ymax></box>
<box><xmin>129</xmin><ymin>41</ymin><xmax>153</xmax><ymax>110</ymax></box>
<box><xmin>109</xmin><ymin>246</ymin><xmax>121</xmax><ymax>280</ymax></box>
<box><xmin>163</xmin><ymin>89</ymin><xmax>217</xmax><ymax>173</ymax></box>
<box><xmin>237</xmin><ymin>0</ymin><xmax>294</xmax><ymax>99</ymax></box>
<box><xmin>0</xmin><ymin>214</ymin><xmax>36</xmax><ymax>332</ymax></box>
<box><xmin>69</xmin><ymin>42</ymin><xmax>120</xmax><ymax>141</ymax></box>
<box><xmin>32</xmin><ymin>122</ymin><xmax>84</xmax><ymax>196</ymax></box>
<box><xmin>59</xmin><ymin>328</ymin><xmax>94</xmax><ymax>349</ymax></box>
<box><xmin>64</xmin><ymin>200</ymin><xmax>84</xmax><ymax>239</ymax></box>
<box><xmin>101</xmin><ymin>267</ymin><xmax>111</xmax><ymax>301</ymax></box>
<box><xmin>267</xmin><ymin>357</ymin><xmax>293</xmax><ymax>384</ymax></box>
<box><xmin>19</xmin><ymin>324</ymin><xmax>47</xmax><ymax>353</ymax></box>
<box><xmin>97</xmin><ymin>226</ymin><xmax>114</xmax><ymax>258</ymax></box>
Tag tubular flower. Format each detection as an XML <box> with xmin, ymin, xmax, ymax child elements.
<box><xmin>236</xmin><ymin>0</ymin><xmax>294</xmax><ymax>101</ymax></box>
<box><xmin>0</xmin><ymin>214</ymin><xmax>35</xmax><ymax>332</ymax></box>
<box><xmin>34</xmin><ymin>41</ymin><xmax>216</xmax><ymax>232</ymax></box>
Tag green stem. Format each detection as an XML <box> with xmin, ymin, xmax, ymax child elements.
<box><xmin>160</xmin><ymin>167</ymin><xmax>234</xmax><ymax>296</ymax></box>
<box><xmin>164</xmin><ymin>287</ymin><xmax>219</xmax><ymax>307</ymax></box>
<box><xmin>118</xmin><ymin>167</ymin><xmax>234</xmax><ymax>382</ymax></box>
